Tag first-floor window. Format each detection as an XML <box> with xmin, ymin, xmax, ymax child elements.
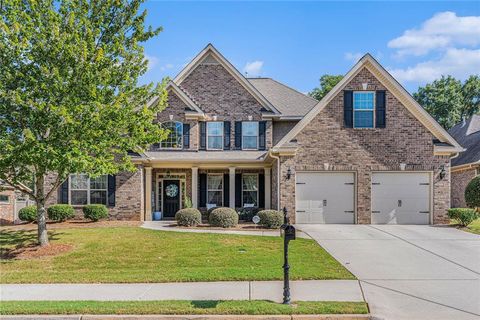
<box><xmin>242</xmin><ymin>174</ymin><xmax>258</xmax><ymax>206</ymax></box>
<box><xmin>207</xmin><ymin>174</ymin><xmax>223</xmax><ymax>206</ymax></box>
<box><xmin>0</xmin><ymin>195</ymin><xmax>9</xmax><ymax>203</ymax></box>
<box><xmin>70</xmin><ymin>174</ymin><xmax>108</xmax><ymax>205</ymax></box>
<box><xmin>353</xmin><ymin>92</ymin><xmax>375</xmax><ymax>128</ymax></box>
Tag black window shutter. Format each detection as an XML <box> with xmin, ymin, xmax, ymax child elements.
<box><xmin>259</xmin><ymin>121</ymin><xmax>266</xmax><ymax>150</ymax></box>
<box><xmin>234</xmin><ymin>121</ymin><xmax>242</xmax><ymax>150</ymax></box>
<box><xmin>108</xmin><ymin>175</ymin><xmax>116</xmax><ymax>207</ymax></box>
<box><xmin>223</xmin><ymin>174</ymin><xmax>229</xmax><ymax>207</ymax></box>
<box><xmin>199</xmin><ymin>122</ymin><xmax>206</xmax><ymax>150</ymax></box>
<box><xmin>183</xmin><ymin>123</ymin><xmax>190</xmax><ymax>149</ymax></box>
<box><xmin>376</xmin><ymin>91</ymin><xmax>386</xmax><ymax>128</ymax></box>
<box><xmin>223</xmin><ymin>121</ymin><xmax>231</xmax><ymax>150</ymax></box>
<box><xmin>235</xmin><ymin>173</ymin><xmax>242</xmax><ymax>207</ymax></box>
<box><xmin>199</xmin><ymin>173</ymin><xmax>207</xmax><ymax>207</ymax></box>
<box><xmin>59</xmin><ymin>178</ymin><xmax>69</xmax><ymax>204</ymax></box>
<box><xmin>344</xmin><ymin>90</ymin><xmax>353</xmax><ymax>128</ymax></box>
<box><xmin>258</xmin><ymin>174</ymin><xmax>265</xmax><ymax>208</ymax></box>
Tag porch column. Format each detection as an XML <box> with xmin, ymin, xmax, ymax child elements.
<box><xmin>229</xmin><ymin>167</ymin><xmax>235</xmax><ymax>209</ymax></box>
<box><xmin>145</xmin><ymin>167</ymin><xmax>153</xmax><ymax>221</ymax></box>
<box><xmin>264</xmin><ymin>167</ymin><xmax>271</xmax><ymax>209</ymax></box>
<box><xmin>191</xmin><ymin>167</ymin><xmax>198</xmax><ymax>208</ymax></box>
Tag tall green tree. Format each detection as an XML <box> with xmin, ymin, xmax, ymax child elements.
<box><xmin>0</xmin><ymin>0</ymin><xmax>168</xmax><ymax>246</ymax></box>
<box><xmin>414</xmin><ymin>75</ymin><xmax>480</xmax><ymax>129</ymax></box>
<box><xmin>309</xmin><ymin>74</ymin><xmax>343</xmax><ymax>101</ymax></box>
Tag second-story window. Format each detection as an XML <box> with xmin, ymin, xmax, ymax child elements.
<box><xmin>160</xmin><ymin>121</ymin><xmax>183</xmax><ymax>149</ymax></box>
<box><xmin>207</xmin><ymin>122</ymin><xmax>224</xmax><ymax>150</ymax></box>
<box><xmin>242</xmin><ymin>122</ymin><xmax>259</xmax><ymax>149</ymax></box>
<box><xmin>353</xmin><ymin>92</ymin><xmax>375</xmax><ymax>128</ymax></box>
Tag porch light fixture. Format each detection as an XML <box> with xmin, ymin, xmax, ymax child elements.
<box><xmin>286</xmin><ymin>167</ymin><xmax>292</xmax><ymax>180</ymax></box>
<box><xmin>439</xmin><ymin>165</ymin><xmax>446</xmax><ymax>180</ymax></box>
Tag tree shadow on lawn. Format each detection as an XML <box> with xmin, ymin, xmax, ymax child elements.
<box><xmin>0</xmin><ymin>229</ymin><xmax>65</xmax><ymax>260</ymax></box>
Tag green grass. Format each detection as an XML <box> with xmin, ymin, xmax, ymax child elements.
<box><xmin>0</xmin><ymin>300</ymin><xmax>368</xmax><ymax>315</ymax></box>
<box><xmin>465</xmin><ymin>219</ymin><xmax>480</xmax><ymax>234</ymax></box>
<box><xmin>0</xmin><ymin>227</ymin><xmax>354</xmax><ymax>283</ymax></box>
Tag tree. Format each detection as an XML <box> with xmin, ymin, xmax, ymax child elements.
<box><xmin>309</xmin><ymin>74</ymin><xmax>343</xmax><ymax>101</ymax></box>
<box><xmin>413</xmin><ymin>75</ymin><xmax>480</xmax><ymax>129</ymax></box>
<box><xmin>465</xmin><ymin>176</ymin><xmax>480</xmax><ymax>210</ymax></box>
<box><xmin>0</xmin><ymin>0</ymin><xmax>168</xmax><ymax>246</ymax></box>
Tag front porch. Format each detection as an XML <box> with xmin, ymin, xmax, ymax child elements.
<box><xmin>143</xmin><ymin>165</ymin><xmax>273</xmax><ymax>221</ymax></box>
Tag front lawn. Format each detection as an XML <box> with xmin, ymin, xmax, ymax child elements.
<box><xmin>0</xmin><ymin>300</ymin><xmax>368</xmax><ymax>315</ymax></box>
<box><xmin>0</xmin><ymin>227</ymin><xmax>354</xmax><ymax>283</ymax></box>
<box><xmin>464</xmin><ymin>218</ymin><xmax>480</xmax><ymax>234</ymax></box>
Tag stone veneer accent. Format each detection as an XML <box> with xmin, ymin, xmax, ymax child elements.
<box><xmin>0</xmin><ymin>188</ymin><xmax>15</xmax><ymax>224</ymax></box>
<box><xmin>451</xmin><ymin>166</ymin><xmax>479</xmax><ymax>208</ymax></box>
<box><xmin>45</xmin><ymin>166</ymin><xmax>144</xmax><ymax>220</ymax></box>
<box><xmin>277</xmin><ymin>67</ymin><xmax>451</xmax><ymax>224</ymax></box>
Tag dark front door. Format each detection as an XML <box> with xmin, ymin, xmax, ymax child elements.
<box><xmin>163</xmin><ymin>180</ymin><xmax>180</xmax><ymax>218</ymax></box>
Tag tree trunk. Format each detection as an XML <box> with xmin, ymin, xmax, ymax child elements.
<box><xmin>36</xmin><ymin>174</ymin><xmax>49</xmax><ymax>246</ymax></box>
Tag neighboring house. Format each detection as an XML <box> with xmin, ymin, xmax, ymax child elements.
<box><xmin>448</xmin><ymin>115</ymin><xmax>480</xmax><ymax>208</ymax></box>
<box><xmin>0</xmin><ymin>181</ymin><xmax>33</xmax><ymax>224</ymax></box>
<box><xmin>45</xmin><ymin>44</ymin><xmax>463</xmax><ymax>224</ymax></box>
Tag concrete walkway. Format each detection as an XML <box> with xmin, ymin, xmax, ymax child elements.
<box><xmin>142</xmin><ymin>221</ymin><xmax>310</xmax><ymax>238</ymax></box>
<box><xmin>0</xmin><ymin>280</ymin><xmax>363</xmax><ymax>303</ymax></box>
<box><xmin>298</xmin><ymin>224</ymin><xmax>480</xmax><ymax>320</ymax></box>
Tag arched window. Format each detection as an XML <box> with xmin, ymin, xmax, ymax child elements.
<box><xmin>160</xmin><ymin>121</ymin><xmax>183</xmax><ymax>149</ymax></box>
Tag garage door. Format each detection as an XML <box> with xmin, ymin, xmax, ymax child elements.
<box><xmin>296</xmin><ymin>172</ymin><xmax>355</xmax><ymax>224</ymax></box>
<box><xmin>371</xmin><ymin>172</ymin><xmax>431</xmax><ymax>224</ymax></box>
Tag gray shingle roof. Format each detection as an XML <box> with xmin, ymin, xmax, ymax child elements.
<box><xmin>248</xmin><ymin>78</ymin><xmax>318</xmax><ymax>117</ymax></box>
<box><xmin>448</xmin><ymin>114</ymin><xmax>480</xmax><ymax>166</ymax></box>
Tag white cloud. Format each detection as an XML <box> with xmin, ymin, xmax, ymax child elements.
<box><xmin>389</xmin><ymin>48</ymin><xmax>480</xmax><ymax>83</ymax></box>
<box><xmin>388</xmin><ymin>11</ymin><xmax>480</xmax><ymax>57</ymax></box>
<box><xmin>344</xmin><ymin>52</ymin><xmax>363</xmax><ymax>62</ymax></box>
<box><xmin>145</xmin><ymin>54</ymin><xmax>159</xmax><ymax>70</ymax></box>
<box><xmin>160</xmin><ymin>63</ymin><xmax>174</xmax><ymax>71</ymax></box>
<box><xmin>243</xmin><ymin>60</ymin><xmax>264</xmax><ymax>77</ymax></box>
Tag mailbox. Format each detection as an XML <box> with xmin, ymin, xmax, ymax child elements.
<box><xmin>281</xmin><ymin>224</ymin><xmax>296</xmax><ymax>241</ymax></box>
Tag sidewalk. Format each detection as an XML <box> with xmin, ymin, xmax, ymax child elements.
<box><xmin>0</xmin><ymin>280</ymin><xmax>364</xmax><ymax>303</ymax></box>
<box><xmin>141</xmin><ymin>221</ymin><xmax>310</xmax><ymax>238</ymax></box>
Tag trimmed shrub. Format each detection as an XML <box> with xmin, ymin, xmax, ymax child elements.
<box><xmin>448</xmin><ymin>208</ymin><xmax>479</xmax><ymax>227</ymax></box>
<box><xmin>237</xmin><ymin>207</ymin><xmax>259</xmax><ymax>222</ymax></box>
<box><xmin>209</xmin><ymin>207</ymin><xmax>238</xmax><ymax>228</ymax></box>
<box><xmin>258</xmin><ymin>210</ymin><xmax>284</xmax><ymax>229</ymax></box>
<box><xmin>18</xmin><ymin>205</ymin><xmax>37</xmax><ymax>222</ymax></box>
<box><xmin>175</xmin><ymin>208</ymin><xmax>202</xmax><ymax>227</ymax></box>
<box><xmin>465</xmin><ymin>176</ymin><xmax>480</xmax><ymax>209</ymax></box>
<box><xmin>83</xmin><ymin>204</ymin><xmax>108</xmax><ymax>222</ymax></box>
<box><xmin>47</xmin><ymin>204</ymin><xmax>75</xmax><ymax>222</ymax></box>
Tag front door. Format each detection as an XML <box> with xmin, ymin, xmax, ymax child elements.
<box><xmin>163</xmin><ymin>180</ymin><xmax>180</xmax><ymax>218</ymax></box>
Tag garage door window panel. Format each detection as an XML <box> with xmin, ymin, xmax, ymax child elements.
<box><xmin>353</xmin><ymin>92</ymin><xmax>375</xmax><ymax>128</ymax></box>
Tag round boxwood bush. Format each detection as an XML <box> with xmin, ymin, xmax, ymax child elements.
<box><xmin>448</xmin><ymin>208</ymin><xmax>479</xmax><ymax>227</ymax></box>
<box><xmin>47</xmin><ymin>204</ymin><xmax>75</xmax><ymax>222</ymax></box>
<box><xmin>175</xmin><ymin>208</ymin><xmax>202</xmax><ymax>227</ymax></box>
<box><xmin>209</xmin><ymin>207</ymin><xmax>238</xmax><ymax>228</ymax></box>
<box><xmin>18</xmin><ymin>205</ymin><xmax>37</xmax><ymax>222</ymax></box>
<box><xmin>465</xmin><ymin>176</ymin><xmax>480</xmax><ymax>209</ymax></box>
<box><xmin>258</xmin><ymin>210</ymin><xmax>284</xmax><ymax>229</ymax></box>
<box><xmin>237</xmin><ymin>207</ymin><xmax>259</xmax><ymax>221</ymax></box>
<box><xmin>83</xmin><ymin>204</ymin><xmax>108</xmax><ymax>222</ymax></box>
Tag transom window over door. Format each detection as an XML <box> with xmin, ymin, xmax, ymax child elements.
<box><xmin>242</xmin><ymin>122</ymin><xmax>259</xmax><ymax>149</ymax></box>
<box><xmin>160</xmin><ymin>121</ymin><xmax>183</xmax><ymax>149</ymax></box>
<box><xmin>70</xmin><ymin>174</ymin><xmax>108</xmax><ymax>205</ymax></box>
<box><xmin>207</xmin><ymin>174</ymin><xmax>223</xmax><ymax>206</ymax></box>
<box><xmin>353</xmin><ymin>92</ymin><xmax>375</xmax><ymax>128</ymax></box>
<box><xmin>242</xmin><ymin>174</ymin><xmax>258</xmax><ymax>206</ymax></box>
<box><xmin>207</xmin><ymin>122</ymin><xmax>224</xmax><ymax>150</ymax></box>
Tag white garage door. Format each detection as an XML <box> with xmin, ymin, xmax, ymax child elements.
<box><xmin>296</xmin><ymin>172</ymin><xmax>355</xmax><ymax>224</ymax></box>
<box><xmin>371</xmin><ymin>172</ymin><xmax>431</xmax><ymax>225</ymax></box>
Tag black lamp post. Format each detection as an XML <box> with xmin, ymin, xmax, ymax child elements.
<box><xmin>280</xmin><ymin>207</ymin><xmax>296</xmax><ymax>305</ymax></box>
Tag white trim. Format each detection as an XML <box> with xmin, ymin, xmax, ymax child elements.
<box><xmin>173</xmin><ymin>44</ymin><xmax>280</xmax><ymax>115</ymax></box>
<box><xmin>241</xmin><ymin>173</ymin><xmax>259</xmax><ymax>207</ymax></box>
<box><xmin>206</xmin><ymin>122</ymin><xmax>224</xmax><ymax>151</ymax></box>
<box><xmin>207</xmin><ymin>173</ymin><xmax>224</xmax><ymax>207</ymax></box>
<box><xmin>274</xmin><ymin>54</ymin><xmax>463</xmax><ymax>153</ymax></box>
<box><xmin>156</xmin><ymin>173</ymin><xmax>186</xmax><ymax>217</ymax></box>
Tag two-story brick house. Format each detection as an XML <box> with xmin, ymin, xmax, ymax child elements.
<box><xmin>47</xmin><ymin>44</ymin><xmax>463</xmax><ymax>224</ymax></box>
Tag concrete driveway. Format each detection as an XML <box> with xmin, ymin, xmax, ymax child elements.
<box><xmin>297</xmin><ymin>224</ymin><xmax>480</xmax><ymax>320</ymax></box>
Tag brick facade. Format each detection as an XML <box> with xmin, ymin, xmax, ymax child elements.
<box><xmin>0</xmin><ymin>188</ymin><xmax>15</xmax><ymax>224</ymax></box>
<box><xmin>451</xmin><ymin>166</ymin><xmax>479</xmax><ymax>208</ymax></box>
<box><xmin>277</xmin><ymin>67</ymin><xmax>451</xmax><ymax>224</ymax></box>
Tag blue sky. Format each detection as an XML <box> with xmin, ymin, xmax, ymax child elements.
<box><xmin>140</xmin><ymin>1</ymin><xmax>480</xmax><ymax>93</ymax></box>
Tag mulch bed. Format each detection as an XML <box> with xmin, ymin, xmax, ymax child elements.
<box><xmin>1</xmin><ymin>220</ymin><xmax>141</xmax><ymax>231</ymax></box>
<box><xmin>166</xmin><ymin>222</ymin><xmax>276</xmax><ymax>231</ymax></box>
<box><xmin>1</xmin><ymin>243</ymin><xmax>74</xmax><ymax>260</ymax></box>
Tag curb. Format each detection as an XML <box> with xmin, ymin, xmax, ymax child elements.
<box><xmin>0</xmin><ymin>315</ymin><xmax>371</xmax><ymax>320</ymax></box>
